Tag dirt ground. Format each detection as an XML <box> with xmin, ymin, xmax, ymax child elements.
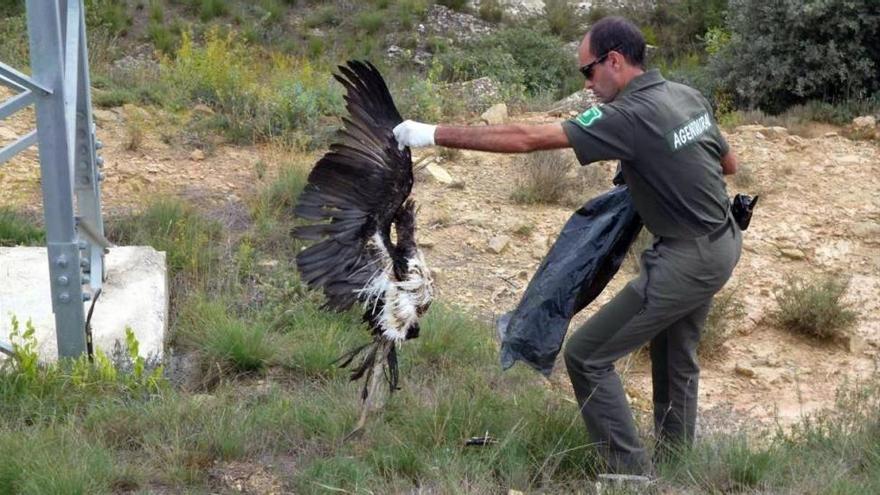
<box><xmin>2</xmin><ymin>96</ymin><xmax>879</xmax><ymax>434</ymax></box>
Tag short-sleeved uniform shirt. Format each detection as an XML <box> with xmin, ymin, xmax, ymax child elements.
<box><xmin>562</xmin><ymin>69</ymin><xmax>730</xmax><ymax>239</ymax></box>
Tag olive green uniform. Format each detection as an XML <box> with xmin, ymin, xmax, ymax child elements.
<box><xmin>561</xmin><ymin>70</ymin><xmax>742</xmax><ymax>474</ymax></box>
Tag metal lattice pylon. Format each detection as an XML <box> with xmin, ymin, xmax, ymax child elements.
<box><xmin>0</xmin><ymin>0</ymin><xmax>110</xmax><ymax>358</ymax></box>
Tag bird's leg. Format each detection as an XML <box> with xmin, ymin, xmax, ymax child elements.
<box><xmin>345</xmin><ymin>340</ymin><xmax>393</xmax><ymax>441</ymax></box>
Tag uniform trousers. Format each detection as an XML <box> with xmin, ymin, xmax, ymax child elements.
<box><xmin>563</xmin><ymin>216</ymin><xmax>742</xmax><ymax>475</ymax></box>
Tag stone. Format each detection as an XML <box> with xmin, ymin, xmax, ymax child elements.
<box><xmin>823</xmin><ymin>131</ymin><xmax>839</xmax><ymax>138</ymax></box>
<box><xmin>547</xmin><ymin>90</ymin><xmax>598</xmax><ymax>116</ymax></box>
<box><xmin>735</xmin><ymin>364</ymin><xmax>757</xmax><ymax>378</ymax></box>
<box><xmin>836</xmin><ymin>155</ymin><xmax>862</xmax><ymax>166</ymax></box>
<box><xmin>190</xmin><ymin>149</ymin><xmax>205</xmax><ymax>161</ymax></box>
<box><xmin>192</xmin><ymin>103</ymin><xmax>215</xmax><ymax>116</ymax></box>
<box><xmin>779</xmin><ymin>248</ymin><xmax>806</xmax><ymax>260</ymax></box>
<box><xmin>842</xmin><ymin>333</ymin><xmax>866</xmax><ymax>354</ymax></box>
<box><xmin>785</xmin><ymin>134</ymin><xmax>807</xmax><ymax>147</ymax></box>
<box><xmin>480</xmin><ymin>103</ymin><xmax>508</xmax><ymax>125</ymax></box>
<box><xmin>764</xmin><ymin>126</ymin><xmax>788</xmax><ymax>140</ymax></box>
<box><xmin>444</xmin><ymin>77</ymin><xmax>504</xmax><ymax>112</ymax></box>
<box><xmin>852</xmin><ymin>115</ymin><xmax>876</xmax><ymax>129</ymax></box>
<box><xmin>425</xmin><ymin>163</ymin><xmax>454</xmax><ymax>184</ymax></box>
<box><xmin>595</xmin><ymin>474</ymin><xmax>653</xmax><ymax>494</ymax></box>
<box><xmin>850</xmin><ymin>221</ymin><xmax>880</xmax><ymax>243</ymax></box>
<box><xmin>424</xmin><ymin>4</ymin><xmax>495</xmax><ymax>43</ymax></box>
<box><xmin>734</xmin><ymin>124</ymin><xmax>768</xmax><ymax>133</ymax></box>
<box><xmin>488</xmin><ymin>235</ymin><xmax>510</xmax><ymax>254</ymax></box>
<box><xmin>0</xmin><ymin>246</ymin><xmax>167</xmax><ymax>362</ymax></box>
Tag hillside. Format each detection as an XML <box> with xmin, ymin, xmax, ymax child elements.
<box><xmin>1</xmin><ymin>0</ymin><xmax>879</xmax><ymax>492</ymax></box>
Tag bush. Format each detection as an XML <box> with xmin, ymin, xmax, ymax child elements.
<box><xmin>84</xmin><ymin>0</ymin><xmax>132</xmax><ymax>35</ymax></box>
<box><xmin>160</xmin><ymin>29</ymin><xmax>343</xmax><ymax>146</ymax></box>
<box><xmin>436</xmin><ymin>0</ymin><xmax>468</xmax><ymax>11</ymax></box>
<box><xmin>0</xmin><ymin>13</ymin><xmax>28</xmax><ymax>68</ymax></box>
<box><xmin>478</xmin><ymin>0</ymin><xmax>504</xmax><ymax>23</ymax></box>
<box><xmin>544</xmin><ymin>0</ymin><xmax>587</xmax><ymax>41</ymax></box>
<box><xmin>439</xmin><ymin>27</ymin><xmax>579</xmax><ymax>99</ymax></box>
<box><xmin>772</xmin><ymin>274</ymin><xmax>858</xmax><ymax>339</ymax></box>
<box><xmin>355</xmin><ymin>10</ymin><xmax>385</xmax><ymax>34</ymax></box>
<box><xmin>0</xmin><ymin>208</ymin><xmax>44</xmax><ymax>246</ymax></box>
<box><xmin>510</xmin><ymin>150</ymin><xmax>574</xmax><ymax>205</ymax></box>
<box><xmin>711</xmin><ymin>0</ymin><xmax>880</xmax><ymax>114</ymax></box>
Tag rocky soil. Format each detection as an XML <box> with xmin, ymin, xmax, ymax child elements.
<box><xmin>2</xmin><ymin>86</ymin><xmax>879</xmax><ymax>433</ymax></box>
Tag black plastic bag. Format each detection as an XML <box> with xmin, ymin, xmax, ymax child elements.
<box><xmin>497</xmin><ymin>185</ymin><xmax>643</xmax><ymax>376</ymax></box>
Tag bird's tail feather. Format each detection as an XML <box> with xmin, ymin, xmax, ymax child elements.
<box><xmin>333</xmin><ymin>339</ymin><xmax>399</xmax><ymax>398</ymax></box>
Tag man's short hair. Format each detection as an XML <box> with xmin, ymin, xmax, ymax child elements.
<box><xmin>588</xmin><ymin>17</ymin><xmax>646</xmax><ymax>69</ymax></box>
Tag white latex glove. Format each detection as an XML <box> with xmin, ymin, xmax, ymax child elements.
<box><xmin>393</xmin><ymin>120</ymin><xmax>436</xmax><ymax>151</ymax></box>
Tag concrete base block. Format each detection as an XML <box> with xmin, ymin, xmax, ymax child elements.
<box><xmin>0</xmin><ymin>246</ymin><xmax>167</xmax><ymax>362</ymax></box>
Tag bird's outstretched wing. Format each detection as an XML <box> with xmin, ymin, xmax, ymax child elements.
<box><xmin>293</xmin><ymin>61</ymin><xmax>412</xmax><ymax>311</ymax></box>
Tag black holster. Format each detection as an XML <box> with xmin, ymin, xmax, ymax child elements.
<box><xmin>731</xmin><ymin>193</ymin><xmax>759</xmax><ymax>231</ymax></box>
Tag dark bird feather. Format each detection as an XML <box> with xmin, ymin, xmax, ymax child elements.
<box><xmin>292</xmin><ymin>61</ymin><xmax>434</xmax><ymax>436</ymax></box>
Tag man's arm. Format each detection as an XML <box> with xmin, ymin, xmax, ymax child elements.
<box><xmin>720</xmin><ymin>149</ymin><xmax>737</xmax><ymax>175</ymax></box>
<box><xmin>434</xmin><ymin>123</ymin><xmax>570</xmax><ymax>153</ymax></box>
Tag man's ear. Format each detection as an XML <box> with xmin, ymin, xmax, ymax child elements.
<box><xmin>611</xmin><ymin>51</ymin><xmax>625</xmax><ymax>70</ymax></box>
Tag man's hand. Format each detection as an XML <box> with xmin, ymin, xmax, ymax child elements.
<box><xmin>393</xmin><ymin>120</ymin><xmax>436</xmax><ymax>151</ymax></box>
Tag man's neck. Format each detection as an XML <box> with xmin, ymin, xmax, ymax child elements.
<box><xmin>619</xmin><ymin>67</ymin><xmax>646</xmax><ymax>89</ymax></box>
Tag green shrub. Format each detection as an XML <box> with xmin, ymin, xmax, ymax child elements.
<box><xmin>436</xmin><ymin>0</ymin><xmax>468</xmax><ymax>11</ymax></box>
<box><xmin>440</xmin><ymin>28</ymin><xmax>579</xmax><ymax>99</ymax></box>
<box><xmin>0</xmin><ymin>13</ymin><xmax>28</xmax><ymax>68</ymax></box>
<box><xmin>85</xmin><ymin>0</ymin><xmax>132</xmax><ymax>35</ymax></box>
<box><xmin>544</xmin><ymin>0</ymin><xmax>587</xmax><ymax>41</ymax></box>
<box><xmin>611</xmin><ymin>0</ymin><xmax>727</xmax><ymax>63</ymax></box>
<box><xmin>160</xmin><ymin>29</ymin><xmax>343</xmax><ymax>145</ymax></box>
<box><xmin>355</xmin><ymin>10</ymin><xmax>386</xmax><ymax>34</ymax></box>
<box><xmin>148</xmin><ymin>21</ymin><xmax>178</xmax><ymax>56</ymax></box>
<box><xmin>0</xmin><ymin>207</ymin><xmax>44</xmax><ymax>246</ymax></box>
<box><xmin>478</xmin><ymin>0</ymin><xmax>504</xmax><ymax>23</ymax></box>
<box><xmin>198</xmin><ymin>0</ymin><xmax>228</xmax><ymax>21</ymax></box>
<box><xmin>772</xmin><ymin>274</ymin><xmax>858</xmax><ymax>339</ymax></box>
<box><xmin>304</xmin><ymin>5</ymin><xmax>341</xmax><ymax>28</ymax></box>
<box><xmin>711</xmin><ymin>0</ymin><xmax>880</xmax><ymax>114</ymax></box>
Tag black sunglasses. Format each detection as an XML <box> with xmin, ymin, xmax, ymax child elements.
<box><xmin>579</xmin><ymin>46</ymin><xmax>621</xmax><ymax>80</ymax></box>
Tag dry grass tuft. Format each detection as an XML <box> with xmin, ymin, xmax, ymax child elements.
<box><xmin>772</xmin><ymin>274</ymin><xmax>857</xmax><ymax>339</ymax></box>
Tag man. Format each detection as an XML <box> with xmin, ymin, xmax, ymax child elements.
<box><xmin>393</xmin><ymin>16</ymin><xmax>741</xmax><ymax>478</ymax></box>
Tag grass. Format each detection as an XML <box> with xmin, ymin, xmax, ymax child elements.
<box><xmin>0</xmin><ymin>207</ymin><xmax>44</xmax><ymax>246</ymax></box>
<box><xmin>772</xmin><ymin>274</ymin><xmax>858</xmax><ymax>339</ymax></box>
<box><xmin>2</xmin><ymin>149</ymin><xmax>880</xmax><ymax>492</ymax></box>
<box><xmin>105</xmin><ymin>197</ymin><xmax>223</xmax><ymax>286</ymax></box>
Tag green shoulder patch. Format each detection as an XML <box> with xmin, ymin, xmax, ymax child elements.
<box><xmin>574</xmin><ymin>106</ymin><xmax>603</xmax><ymax>128</ymax></box>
